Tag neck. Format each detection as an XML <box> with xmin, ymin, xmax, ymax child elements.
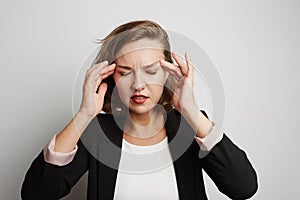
<box><xmin>124</xmin><ymin>109</ymin><xmax>166</xmax><ymax>140</ymax></box>
<box><xmin>129</xmin><ymin>111</ymin><xmax>152</xmax><ymax>126</ymax></box>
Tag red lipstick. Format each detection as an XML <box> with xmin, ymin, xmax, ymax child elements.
<box><xmin>130</xmin><ymin>95</ymin><xmax>149</xmax><ymax>104</ymax></box>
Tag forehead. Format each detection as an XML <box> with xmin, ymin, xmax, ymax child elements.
<box><xmin>115</xmin><ymin>39</ymin><xmax>165</xmax><ymax>65</ymax></box>
<box><xmin>116</xmin><ymin>49</ymin><xmax>164</xmax><ymax>66</ymax></box>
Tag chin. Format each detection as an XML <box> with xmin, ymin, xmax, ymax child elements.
<box><xmin>128</xmin><ymin>104</ymin><xmax>155</xmax><ymax>115</ymax></box>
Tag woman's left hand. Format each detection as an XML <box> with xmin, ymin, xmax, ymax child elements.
<box><xmin>159</xmin><ymin>52</ymin><xmax>197</xmax><ymax>113</ymax></box>
<box><xmin>160</xmin><ymin>52</ymin><xmax>213</xmax><ymax>138</ymax></box>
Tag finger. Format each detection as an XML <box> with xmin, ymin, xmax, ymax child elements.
<box><xmin>88</xmin><ymin>60</ymin><xmax>108</xmax><ymax>76</ymax></box>
<box><xmin>88</xmin><ymin>61</ymin><xmax>111</xmax><ymax>78</ymax></box>
<box><xmin>172</xmin><ymin>52</ymin><xmax>187</xmax><ymax>76</ymax></box>
<box><xmin>159</xmin><ymin>60</ymin><xmax>183</xmax><ymax>80</ymax></box>
<box><xmin>100</xmin><ymin>69</ymin><xmax>114</xmax><ymax>80</ymax></box>
<box><xmin>92</xmin><ymin>62</ymin><xmax>115</xmax><ymax>79</ymax></box>
<box><xmin>96</xmin><ymin>82</ymin><xmax>108</xmax><ymax>95</ymax></box>
<box><xmin>86</xmin><ymin>60</ymin><xmax>108</xmax><ymax>80</ymax></box>
<box><xmin>94</xmin><ymin>63</ymin><xmax>116</xmax><ymax>81</ymax></box>
<box><xmin>84</xmin><ymin>63</ymin><xmax>111</xmax><ymax>93</ymax></box>
<box><xmin>91</xmin><ymin>60</ymin><xmax>108</xmax><ymax>69</ymax></box>
<box><xmin>95</xmin><ymin>70</ymin><xmax>114</xmax><ymax>91</ymax></box>
<box><xmin>185</xmin><ymin>53</ymin><xmax>194</xmax><ymax>77</ymax></box>
<box><xmin>185</xmin><ymin>53</ymin><xmax>194</xmax><ymax>88</ymax></box>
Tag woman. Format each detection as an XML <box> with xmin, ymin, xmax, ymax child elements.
<box><xmin>21</xmin><ymin>20</ymin><xmax>258</xmax><ymax>200</ymax></box>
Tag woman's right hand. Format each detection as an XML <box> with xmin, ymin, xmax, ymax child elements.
<box><xmin>78</xmin><ymin>60</ymin><xmax>116</xmax><ymax>118</ymax></box>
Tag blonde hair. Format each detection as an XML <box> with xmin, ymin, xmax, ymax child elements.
<box><xmin>93</xmin><ymin>20</ymin><xmax>174</xmax><ymax>114</ymax></box>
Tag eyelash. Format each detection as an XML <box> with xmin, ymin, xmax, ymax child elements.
<box><xmin>120</xmin><ymin>71</ymin><xmax>157</xmax><ymax>76</ymax></box>
<box><xmin>147</xmin><ymin>71</ymin><xmax>157</xmax><ymax>75</ymax></box>
<box><xmin>120</xmin><ymin>72</ymin><xmax>131</xmax><ymax>76</ymax></box>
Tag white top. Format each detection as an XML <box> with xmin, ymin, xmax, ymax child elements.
<box><xmin>113</xmin><ymin>136</ymin><xmax>179</xmax><ymax>200</ymax></box>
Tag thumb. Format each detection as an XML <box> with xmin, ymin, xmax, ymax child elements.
<box><xmin>97</xmin><ymin>82</ymin><xmax>108</xmax><ymax>97</ymax></box>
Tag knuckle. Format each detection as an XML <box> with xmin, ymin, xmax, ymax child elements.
<box><xmin>87</xmin><ymin>67</ymin><xmax>92</xmax><ymax>72</ymax></box>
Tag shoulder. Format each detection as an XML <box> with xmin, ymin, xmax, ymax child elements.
<box><xmin>167</xmin><ymin>109</ymin><xmax>209</xmax><ymax>119</ymax></box>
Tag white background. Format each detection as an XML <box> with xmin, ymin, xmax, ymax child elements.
<box><xmin>0</xmin><ymin>0</ymin><xmax>299</xmax><ymax>199</ymax></box>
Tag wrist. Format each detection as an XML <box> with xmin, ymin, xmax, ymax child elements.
<box><xmin>180</xmin><ymin>103</ymin><xmax>198</xmax><ymax>119</ymax></box>
<box><xmin>78</xmin><ymin>107</ymin><xmax>94</xmax><ymax>117</ymax></box>
<box><xmin>75</xmin><ymin>111</ymin><xmax>95</xmax><ymax>125</ymax></box>
<box><xmin>180</xmin><ymin>106</ymin><xmax>213</xmax><ymax>138</ymax></box>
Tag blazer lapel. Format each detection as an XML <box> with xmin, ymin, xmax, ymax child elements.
<box><xmin>166</xmin><ymin>110</ymin><xmax>197</xmax><ymax>200</ymax></box>
<box><xmin>96</xmin><ymin>114</ymin><xmax>124</xmax><ymax>199</ymax></box>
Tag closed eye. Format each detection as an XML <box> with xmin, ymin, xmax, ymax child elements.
<box><xmin>146</xmin><ymin>71</ymin><xmax>157</xmax><ymax>75</ymax></box>
<box><xmin>120</xmin><ymin>71</ymin><xmax>132</xmax><ymax>76</ymax></box>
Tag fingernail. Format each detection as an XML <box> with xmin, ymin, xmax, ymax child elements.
<box><xmin>102</xmin><ymin>60</ymin><xmax>108</xmax><ymax>65</ymax></box>
<box><xmin>186</xmin><ymin>53</ymin><xmax>190</xmax><ymax>59</ymax></box>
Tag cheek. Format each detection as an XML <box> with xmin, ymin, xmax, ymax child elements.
<box><xmin>148</xmin><ymin>84</ymin><xmax>164</xmax><ymax>99</ymax></box>
<box><xmin>113</xmin><ymin>76</ymin><xmax>132</xmax><ymax>101</ymax></box>
<box><xmin>113</xmin><ymin>73</ymin><xmax>126</xmax><ymax>89</ymax></box>
<box><xmin>144</xmin><ymin>71</ymin><xmax>166</xmax><ymax>86</ymax></box>
<box><xmin>115</xmin><ymin>76</ymin><xmax>131</xmax><ymax>89</ymax></box>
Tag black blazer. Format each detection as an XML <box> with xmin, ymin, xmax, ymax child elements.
<box><xmin>21</xmin><ymin>109</ymin><xmax>258</xmax><ymax>200</ymax></box>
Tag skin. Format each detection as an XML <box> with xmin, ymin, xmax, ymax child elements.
<box><xmin>113</xmin><ymin>40</ymin><xmax>169</xmax><ymax>144</ymax></box>
<box><xmin>159</xmin><ymin>52</ymin><xmax>214</xmax><ymax>140</ymax></box>
<box><xmin>53</xmin><ymin>38</ymin><xmax>213</xmax><ymax>152</ymax></box>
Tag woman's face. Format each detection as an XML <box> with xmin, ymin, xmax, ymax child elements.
<box><xmin>113</xmin><ymin>39</ymin><xmax>169</xmax><ymax>115</ymax></box>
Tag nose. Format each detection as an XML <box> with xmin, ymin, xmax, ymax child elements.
<box><xmin>131</xmin><ymin>71</ymin><xmax>145</xmax><ymax>91</ymax></box>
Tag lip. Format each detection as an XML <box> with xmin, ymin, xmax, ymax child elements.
<box><xmin>130</xmin><ymin>94</ymin><xmax>149</xmax><ymax>104</ymax></box>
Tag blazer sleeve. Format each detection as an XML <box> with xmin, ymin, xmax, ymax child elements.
<box><xmin>199</xmin><ymin>111</ymin><xmax>258</xmax><ymax>199</ymax></box>
<box><xmin>201</xmin><ymin>135</ymin><xmax>258</xmax><ymax>199</ymax></box>
<box><xmin>21</xmin><ymin>139</ymin><xmax>89</xmax><ymax>200</ymax></box>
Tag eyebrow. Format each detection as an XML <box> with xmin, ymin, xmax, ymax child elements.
<box><xmin>116</xmin><ymin>61</ymin><xmax>160</xmax><ymax>70</ymax></box>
